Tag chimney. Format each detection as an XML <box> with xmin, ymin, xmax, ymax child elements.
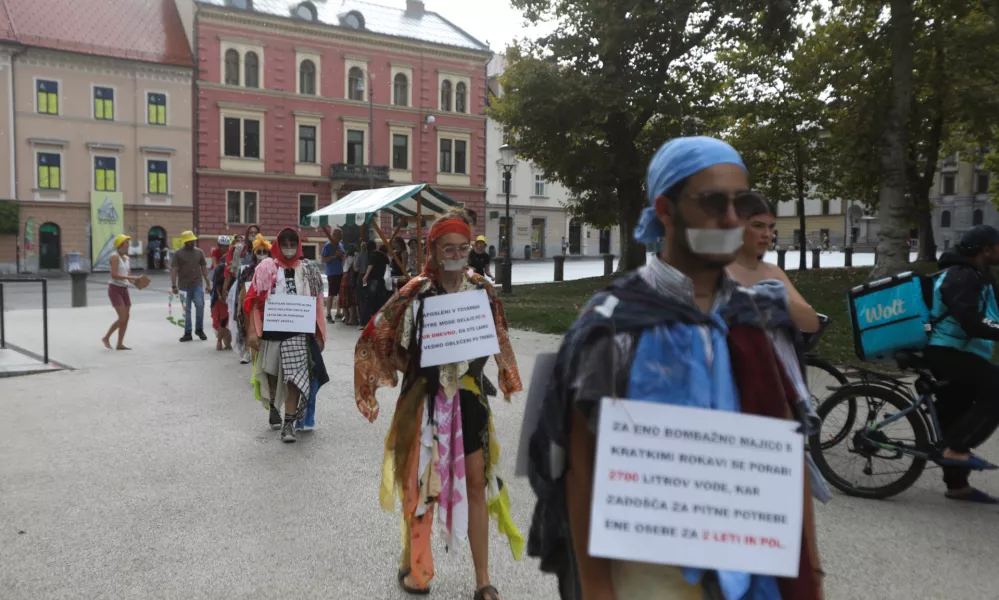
<box><xmin>406</xmin><ymin>0</ymin><xmax>425</xmax><ymax>15</ymax></box>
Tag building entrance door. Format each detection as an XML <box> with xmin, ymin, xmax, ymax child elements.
<box><xmin>531</xmin><ymin>218</ymin><xmax>545</xmax><ymax>258</ymax></box>
<box><xmin>568</xmin><ymin>219</ymin><xmax>581</xmax><ymax>255</ymax></box>
<box><xmin>599</xmin><ymin>228</ymin><xmax>611</xmax><ymax>254</ymax></box>
<box><xmin>39</xmin><ymin>222</ymin><xmax>61</xmax><ymax>270</ymax></box>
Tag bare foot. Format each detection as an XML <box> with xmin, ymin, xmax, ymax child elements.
<box><xmin>116</xmin><ymin>345</ymin><xmax>131</xmax><ymax>351</ymax></box>
<box><xmin>101</xmin><ymin>337</ymin><xmax>112</xmax><ymax>350</ymax></box>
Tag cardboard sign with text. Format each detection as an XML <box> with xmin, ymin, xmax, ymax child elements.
<box><xmin>589</xmin><ymin>398</ymin><xmax>804</xmax><ymax>577</ymax></box>
<box><xmin>263</xmin><ymin>295</ymin><xmax>316</xmax><ymax>334</ymax></box>
<box><xmin>420</xmin><ymin>289</ymin><xmax>500</xmax><ymax>368</ymax></box>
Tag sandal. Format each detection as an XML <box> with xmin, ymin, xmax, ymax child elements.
<box><xmin>398</xmin><ymin>568</ymin><xmax>429</xmax><ymax>596</ymax></box>
<box><xmin>935</xmin><ymin>455</ymin><xmax>999</xmax><ymax>470</ymax></box>
<box><xmin>474</xmin><ymin>585</ymin><xmax>502</xmax><ymax>600</ymax></box>
<box><xmin>945</xmin><ymin>488</ymin><xmax>999</xmax><ymax>504</ymax></box>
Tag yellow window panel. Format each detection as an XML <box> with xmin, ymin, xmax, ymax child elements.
<box><xmin>106</xmin><ymin>170</ymin><xmax>115</xmax><ymax>191</ymax></box>
<box><xmin>95</xmin><ymin>99</ymin><xmax>103</xmax><ymax>119</ymax></box>
<box><xmin>47</xmin><ymin>93</ymin><xmax>58</xmax><ymax>114</ymax></box>
<box><xmin>38</xmin><ymin>92</ymin><xmax>48</xmax><ymax>113</ymax></box>
<box><xmin>157</xmin><ymin>173</ymin><xmax>167</xmax><ymax>193</ymax></box>
<box><xmin>95</xmin><ymin>169</ymin><xmax>105</xmax><ymax>191</ymax></box>
<box><xmin>156</xmin><ymin>105</ymin><xmax>165</xmax><ymax>124</ymax></box>
<box><xmin>39</xmin><ymin>167</ymin><xmax>49</xmax><ymax>188</ymax></box>
<box><xmin>148</xmin><ymin>105</ymin><xmax>155</xmax><ymax>124</ymax></box>
<box><xmin>51</xmin><ymin>166</ymin><xmax>60</xmax><ymax>188</ymax></box>
<box><xmin>104</xmin><ymin>99</ymin><xmax>114</xmax><ymax>119</ymax></box>
<box><xmin>148</xmin><ymin>173</ymin><xmax>156</xmax><ymax>193</ymax></box>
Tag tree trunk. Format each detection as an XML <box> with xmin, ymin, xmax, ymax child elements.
<box><xmin>872</xmin><ymin>0</ymin><xmax>915</xmax><ymax>279</ymax></box>
<box><xmin>616</xmin><ymin>178</ymin><xmax>648</xmax><ymax>272</ymax></box>
<box><xmin>795</xmin><ymin>141</ymin><xmax>808</xmax><ymax>270</ymax></box>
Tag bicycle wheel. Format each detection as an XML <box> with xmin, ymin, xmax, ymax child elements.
<box><xmin>809</xmin><ymin>384</ymin><xmax>929</xmax><ymax>499</ymax></box>
<box><xmin>805</xmin><ymin>357</ymin><xmax>852</xmax><ymax>449</ymax></box>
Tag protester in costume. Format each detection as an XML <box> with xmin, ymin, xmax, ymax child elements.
<box><xmin>727</xmin><ymin>197</ymin><xmax>820</xmax><ymax>333</ymax></box>
<box><xmin>354</xmin><ymin>209</ymin><xmax>524</xmax><ymax>600</ymax></box>
<box><xmin>223</xmin><ymin>224</ymin><xmax>260</xmax><ymax>298</ymax></box>
<box><xmin>231</xmin><ymin>235</ymin><xmax>271</xmax><ymax>364</ymax></box>
<box><xmin>338</xmin><ymin>244</ymin><xmax>359</xmax><ymax>326</ymax></box>
<box><xmin>210</xmin><ymin>235</ymin><xmax>233</xmax><ymax>351</ymax></box>
<box><xmin>527</xmin><ymin>137</ymin><xmax>825</xmax><ymax>600</ymax></box>
<box><xmin>245</xmin><ymin>227</ymin><xmax>328</xmax><ymax>443</ymax></box>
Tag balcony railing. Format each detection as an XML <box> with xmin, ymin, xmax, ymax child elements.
<box><xmin>330</xmin><ymin>163</ymin><xmax>391</xmax><ymax>182</ymax></box>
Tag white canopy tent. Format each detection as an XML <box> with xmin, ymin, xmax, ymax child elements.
<box><xmin>301</xmin><ymin>184</ymin><xmax>462</xmax><ymax>273</ymax></box>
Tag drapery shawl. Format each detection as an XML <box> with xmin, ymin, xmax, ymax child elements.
<box><xmin>353</xmin><ymin>272</ymin><xmax>524</xmax><ymax>588</ymax></box>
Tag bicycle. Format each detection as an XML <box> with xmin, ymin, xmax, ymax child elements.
<box><xmin>802</xmin><ymin>314</ymin><xmax>849</xmax><ymax>409</ymax></box>
<box><xmin>808</xmin><ymin>350</ymin><xmax>951</xmax><ymax>499</ymax></box>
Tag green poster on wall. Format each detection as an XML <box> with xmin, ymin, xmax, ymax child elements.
<box><xmin>91</xmin><ymin>191</ymin><xmax>124</xmax><ymax>271</ymax></box>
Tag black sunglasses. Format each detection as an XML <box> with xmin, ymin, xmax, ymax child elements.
<box><xmin>680</xmin><ymin>190</ymin><xmax>767</xmax><ymax>220</ymax></box>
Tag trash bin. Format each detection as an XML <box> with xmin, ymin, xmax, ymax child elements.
<box><xmin>524</xmin><ymin>245</ymin><xmax>531</xmax><ymax>260</ymax></box>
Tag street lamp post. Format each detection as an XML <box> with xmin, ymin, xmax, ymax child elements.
<box><xmin>498</xmin><ymin>144</ymin><xmax>518</xmax><ymax>294</ymax></box>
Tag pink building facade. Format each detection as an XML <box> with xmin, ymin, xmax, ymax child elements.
<box><xmin>195</xmin><ymin>0</ymin><xmax>492</xmax><ymax>258</ymax></box>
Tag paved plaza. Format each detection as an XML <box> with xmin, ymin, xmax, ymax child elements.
<box><xmin>2</xmin><ymin>282</ymin><xmax>999</xmax><ymax>599</ymax></box>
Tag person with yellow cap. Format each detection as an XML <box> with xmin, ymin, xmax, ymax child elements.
<box><xmin>170</xmin><ymin>231</ymin><xmax>212</xmax><ymax>342</ymax></box>
<box><xmin>468</xmin><ymin>234</ymin><xmax>492</xmax><ymax>279</ymax></box>
<box><xmin>102</xmin><ymin>234</ymin><xmax>140</xmax><ymax>350</ymax></box>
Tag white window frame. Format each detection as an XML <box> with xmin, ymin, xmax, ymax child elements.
<box><xmin>438</xmin><ymin>70</ymin><xmax>471</xmax><ymax>113</ymax></box>
<box><xmin>342</xmin><ymin>116</ymin><xmax>369</xmax><ymax>166</ymax></box>
<box><xmin>534</xmin><ymin>173</ymin><xmax>547</xmax><ymax>197</ymax></box>
<box><xmin>389</xmin><ymin>124</ymin><xmax>414</xmax><ymax>181</ymax></box>
<box><xmin>390</xmin><ymin>64</ymin><xmax>413</xmax><ymax>107</ymax></box>
<box><xmin>91</xmin><ymin>153</ymin><xmax>120</xmax><ymax>192</ymax></box>
<box><xmin>34</xmin><ymin>148</ymin><xmax>64</xmax><ymax>191</ymax></box>
<box><xmin>146</xmin><ymin>90</ymin><xmax>169</xmax><ymax>126</ymax></box>
<box><xmin>219</xmin><ymin>39</ymin><xmax>265</xmax><ymax>89</ymax></box>
<box><xmin>219</xmin><ymin>104</ymin><xmax>266</xmax><ymax>172</ymax></box>
<box><xmin>294</xmin><ymin>111</ymin><xmax>323</xmax><ymax>177</ymax></box>
<box><xmin>146</xmin><ymin>157</ymin><xmax>171</xmax><ymax>196</ymax></box>
<box><xmin>299</xmin><ymin>193</ymin><xmax>318</xmax><ymax>225</ymax></box>
<box><xmin>33</xmin><ymin>76</ymin><xmax>62</xmax><ymax>115</ymax></box>
<box><xmin>296</xmin><ymin>49</ymin><xmax>322</xmax><ymax>95</ymax></box>
<box><xmin>226</xmin><ymin>189</ymin><xmax>259</xmax><ymax>225</ymax></box>
<box><xmin>942</xmin><ymin>172</ymin><xmax>956</xmax><ymax>196</ymax></box>
<box><xmin>91</xmin><ymin>83</ymin><xmax>117</xmax><ymax>122</ymax></box>
<box><xmin>436</xmin><ymin>130</ymin><xmax>471</xmax><ymax>186</ymax></box>
<box><xmin>344</xmin><ymin>58</ymin><xmax>368</xmax><ymax>101</ymax></box>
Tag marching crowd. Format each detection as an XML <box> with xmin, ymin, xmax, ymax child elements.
<box><xmin>106</xmin><ymin>130</ymin><xmax>999</xmax><ymax>600</ymax></box>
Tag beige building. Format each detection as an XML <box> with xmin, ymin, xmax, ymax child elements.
<box><xmin>484</xmin><ymin>55</ymin><xmax>620</xmax><ymax>260</ymax></box>
<box><xmin>0</xmin><ymin>0</ymin><xmax>194</xmax><ymax>273</ymax></box>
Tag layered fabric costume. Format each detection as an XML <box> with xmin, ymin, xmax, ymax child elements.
<box><xmin>354</xmin><ymin>220</ymin><xmax>525</xmax><ymax>589</ymax></box>
<box><xmin>244</xmin><ymin>228</ymin><xmax>327</xmax><ymax>423</ymax></box>
<box><xmin>232</xmin><ymin>235</ymin><xmax>269</xmax><ymax>364</ymax></box>
<box><xmin>527</xmin><ymin>269</ymin><xmax>826</xmax><ymax>600</ymax></box>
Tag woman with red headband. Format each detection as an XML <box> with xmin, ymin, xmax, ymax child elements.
<box><xmin>245</xmin><ymin>227</ymin><xmax>328</xmax><ymax>442</ymax></box>
<box><xmin>354</xmin><ymin>208</ymin><xmax>524</xmax><ymax>600</ymax></box>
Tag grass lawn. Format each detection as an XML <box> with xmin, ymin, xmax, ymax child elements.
<box><xmin>502</xmin><ymin>261</ymin><xmax>941</xmax><ymax>367</ymax></box>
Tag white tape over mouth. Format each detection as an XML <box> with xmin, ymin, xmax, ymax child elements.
<box><xmin>686</xmin><ymin>227</ymin><xmax>745</xmax><ymax>255</ymax></box>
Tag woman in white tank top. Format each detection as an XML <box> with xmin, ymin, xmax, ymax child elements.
<box><xmin>103</xmin><ymin>235</ymin><xmax>139</xmax><ymax>350</ymax></box>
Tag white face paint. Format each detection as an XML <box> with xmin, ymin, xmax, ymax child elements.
<box><xmin>686</xmin><ymin>227</ymin><xmax>745</xmax><ymax>255</ymax></box>
<box><xmin>442</xmin><ymin>259</ymin><xmax>466</xmax><ymax>272</ymax></box>
<box><xmin>281</xmin><ymin>247</ymin><xmax>297</xmax><ymax>258</ymax></box>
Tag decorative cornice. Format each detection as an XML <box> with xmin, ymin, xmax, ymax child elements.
<box><xmin>196</xmin><ymin>168</ymin><xmax>330</xmax><ymax>183</ymax></box>
<box><xmin>387</xmin><ymin>120</ymin><xmax>417</xmax><ymax>129</ymax></box>
<box><xmin>197</xmin><ymin>81</ymin><xmax>487</xmax><ymax>122</ymax></box>
<box><xmin>198</xmin><ymin>7</ymin><xmax>492</xmax><ymax>64</ymax></box>
<box><xmin>295</xmin><ymin>46</ymin><xmax>323</xmax><ymax>55</ymax></box>
<box><xmin>342</xmin><ymin>54</ymin><xmax>369</xmax><ymax>62</ymax></box>
<box><xmin>28</xmin><ymin>137</ymin><xmax>68</xmax><ymax>147</ymax></box>
<box><xmin>390</xmin><ymin>61</ymin><xmax>414</xmax><ymax>69</ymax></box>
<box><xmin>17</xmin><ymin>48</ymin><xmax>192</xmax><ymax>81</ymax></box>
<box><xmin>86</xmin><ymin>142</ymin><xmax>125</xmax><ymax>152</ymax></box>
<box><xmin>435</xmin><ymin>125</ymin><xmax>475</xmax><ymax>135</ymax></box>
<box><xmin>140</xmin><ymin>146</ymin><xmax>177</xmax><ymax>155</ymax></box>
<box><xmin>433</xmin><ymin>183</ymin><xmax>487</xmax><ymax>192</ymax></box>
<box><xmin>292</xmin><ymin>110</ymin><xmax>326</xmax><ymax>119</ymax></box>
<box><xmin>437</xmin><ymin>68</ymin><xmax>473</xmax><ymax>79</ymax></box>
<box><xmin>217</xmin><ymin>35</ymin><xmax>267</xmax><ymax>47</ymax></box>
<box><xmin>216</xmin><ymin>101</ymin><xmax>268</xmax><ymax>112</ymax></box>
<box><xmin>340</xmin><ymin>115</ymin><xmax>370</xmax><ymax>124</ymax></box>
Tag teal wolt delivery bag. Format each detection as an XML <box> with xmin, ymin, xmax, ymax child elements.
<box><xmin>848</xmin><ymin>271</ymin><xmax>940</xmax><ymax>362</ymax></box>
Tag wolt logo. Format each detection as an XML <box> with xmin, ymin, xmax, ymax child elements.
<box><xmin>863</xmin><ymin>299</ymin><xmax>906</xmax><ymax>324</ymax></box>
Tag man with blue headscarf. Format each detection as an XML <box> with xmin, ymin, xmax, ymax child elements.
<box><xmin>525</xmin><ymin>137</ymin><xmax>824</xmax><ymax>600</ymax></box>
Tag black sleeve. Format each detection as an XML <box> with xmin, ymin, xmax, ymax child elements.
<box><xmin>569</xmin><ymin>332</ymin><xmax>628</xmax><ymax>433</ymax></box>
<box><xmin>939</xmin><ymin>268</ymin><xmax>999</xmax><ymax>340</ymax></box>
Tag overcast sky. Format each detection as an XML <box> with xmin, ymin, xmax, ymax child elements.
<box><xmin>424</xmin><ymin>0</ymin><xmax>549</xmax><ymax>51</ymax></box>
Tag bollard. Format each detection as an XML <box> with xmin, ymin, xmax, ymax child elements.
<box><xmin>70</xmin><ymin>271</ymin><xmax>89</xmax><ymax>307</ymax></box>
<box><xmin>603</xmin><ymin>254</ymin><xmax>615</xmax><ymax>276</ymax></box>
<box><xmin>553</xmin><ymin>255</ymin><xmax>565</xmax><ymax>282</ymax></box>
<box><xmin>844</xmin><ymin>247</ymin><xmax>853</xmax><ymax>267</ymax></box>
<box><xmin>811</xmin><ymin>248</ymin><xmax>821</xmax><ymax>269</ymax></box>
<box><xmin>777</xmin><ymin>249</ymin><xmax>786</xmax><ymax>270</ymax></box>
<box><xmin>874</xmin><ymin>249</ymin><xmax>878</xmax><ymax>264</ymax></box>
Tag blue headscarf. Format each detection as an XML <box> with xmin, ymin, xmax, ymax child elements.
<box><xmin>633</xmin><ymin>137</ymin><xmax>747</xmax><ymax>244</ymax></box>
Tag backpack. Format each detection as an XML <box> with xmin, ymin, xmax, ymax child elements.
<box><xmin>848</xmin><ymin>270</ymin><xmax>949</xmax><ymax>362</ymax></box>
